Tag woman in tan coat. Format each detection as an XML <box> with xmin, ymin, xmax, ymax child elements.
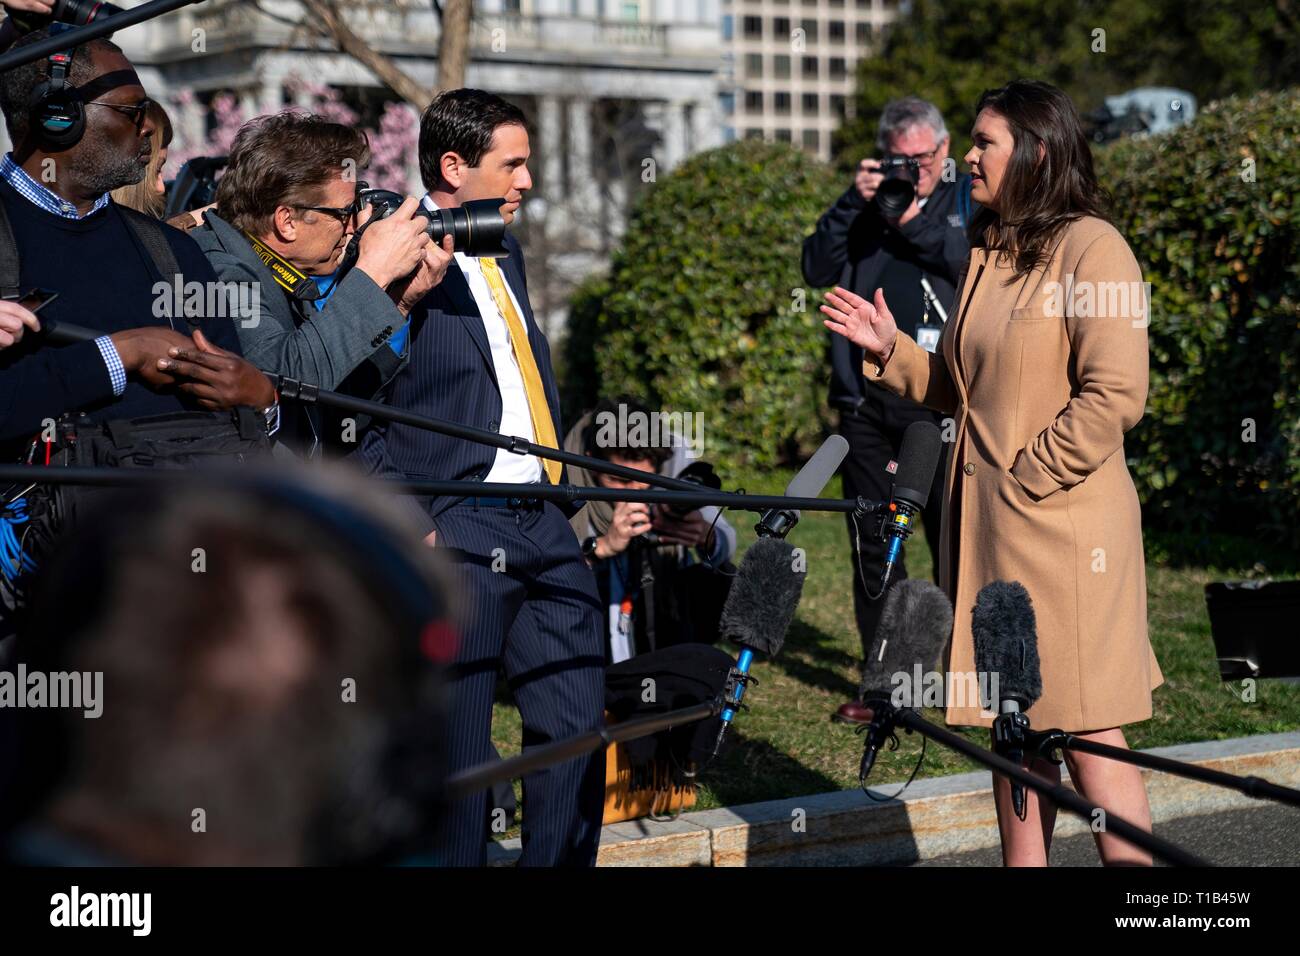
<box><xmin>821</xmin><ymin>79</ymin><xmax>1163</xmax><ymax>866</ymax></box>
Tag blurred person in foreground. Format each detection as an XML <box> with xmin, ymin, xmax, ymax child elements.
<box><xmin>0</xmin><ymin>466</ymin><xmax>457</xmax><ymax>865</ymax></box>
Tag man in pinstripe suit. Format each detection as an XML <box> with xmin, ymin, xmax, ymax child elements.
<box><xmin>358</xmin><ymin>90</ymin><xmax>605</xmax><ymax>866</ymax></box>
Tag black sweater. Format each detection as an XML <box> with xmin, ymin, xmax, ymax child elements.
<box><xmin>0</xmin><ymin>178</ymin><xmax>242</xmax><ymax>449</ymax></box>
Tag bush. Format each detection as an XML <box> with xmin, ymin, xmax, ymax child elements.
<box><xmin>1095</xmin><ymin>89</ymin><xmax>1300</xmax><ymax>544</ymax></box>
<box><xmin>569</xmin><ymin>139</ymin><xmax>843</xmax><ymax>468</ymax></box>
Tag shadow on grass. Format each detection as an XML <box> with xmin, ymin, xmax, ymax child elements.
<box><xmin>766</xmin><ymin>618</ymin><xmax>862</xmax><ymax>701</ymax></box>
<box><xmin>697</xmin><ymin>730</ymin><xmax>842</xmax><ymax>808</ymax></box>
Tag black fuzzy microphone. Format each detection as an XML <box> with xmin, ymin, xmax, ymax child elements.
<box><xmin>718</xmin><ymin>535</ymin><xmax>804</xmax><ymax>659</ymax></box>
<box><xmin>972</xmin><ymin>580</ymin><xmax>1043</xmax><ymax>819</ymax></box>
<box><xmin>857</xmin><ymin>579</ymin><xmax>952</xmax><ymax>781</ymax></box>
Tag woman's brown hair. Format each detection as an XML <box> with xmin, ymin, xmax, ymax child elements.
<box><xmin>968</xmin><ymin>79</ymin><xmax>1111</xmax><ymax>278</ymax></box>
<box><xmin>215</xmin><ymin>110</ymin><xmax>371</xmax><ymax>235</ymax></box>
<box><xmin>110</xmin><ymin>99</ymin><xmax>173</xmax><ymax>218</ymax></box>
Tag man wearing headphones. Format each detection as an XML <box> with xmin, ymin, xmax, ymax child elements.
<box><xmin>0</xmin><ymin>27</ymin><xmax>276</xmax><ymax>452</ymax></box>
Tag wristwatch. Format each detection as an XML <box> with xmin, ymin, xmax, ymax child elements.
<box><xmin>581</xmin><ymin>535</ymin><xmax>599</xmax><ymax>559</ymax></box>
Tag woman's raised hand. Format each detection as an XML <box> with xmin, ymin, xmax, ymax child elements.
<box><xmin>821</xmin><ymin>286</ymin><xmax>899</xmax><ymax>365</ymax></box>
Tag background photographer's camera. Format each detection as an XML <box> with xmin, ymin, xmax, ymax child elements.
<box><xmin>875</xmin><ymin>156</ymin><xmax>921</xmax><ymax>219</ymax></box>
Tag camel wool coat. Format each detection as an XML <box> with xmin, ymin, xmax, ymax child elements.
<box><xmin>867</xmin><ymin>215</ymin><xmax>1163</xmax><ymax>730</ymax></box>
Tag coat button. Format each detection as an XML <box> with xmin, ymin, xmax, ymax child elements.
<box><xmin>488</xmin><ymin>420</ymin><xmax>499</xmax><ymax>430</ymax></box>
<box><xmin>963</xmin><ymin>462</ymin><xmax>976</xmax><ymax>476</ymax></box>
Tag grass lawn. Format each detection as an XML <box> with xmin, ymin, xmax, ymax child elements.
<box><xmin>489</xmin><ymin>467</ymin><xmax>1300</xmax><ymax>829</ymax></box>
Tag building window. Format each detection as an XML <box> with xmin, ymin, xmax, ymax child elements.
<box><xmin>744</xmin><ymin>127</ymin><xmax>764</xmax><ymax>140</ymax></box>
<box><xmin>773</xmin><ymin>16</ymin><xmax>790</xmax><ymax>37</ymax></box>
<box><xmin>720</xmin><ymin>91</ymin><xmax>736</xmax><ymax>115</ymax></box>
<box><xmin>801</xmin><ymin>56</ymin><xmax>818</xmax><ymax>78</ymax></box>
<box><xmin>722</xmin><ymin>14</ymin><xmax>733</xmax><ymax>41</ymax></box>
<box><xmin>774</xmin><ymin>54</ymin><xmax>791</xmax><ymax>78</ymax></box>
<box><xmin>802</xmin><ymin>129</ymin><xmax>819</xmax><ymax>150</ymax></box>
<box><xmin>800</xmin><ymin>18</ymin><xmax>817</xmax><ymax>42</ymax></box>
<box><xmin>745</xmin><ymin>52</ymin><xmax>763</xmax><ymax>76</ymax></box>
<box><xmin>621</xmin><ymin>0</ymin><xmax>641</xmax><ymax>20</ymax></box>
<box><xmin>745</xmin><ymin>90</ymin><xmax>764</xmax><ymax>112</ymax></box>
<box><xmin>828</xmin><ymin>0</ymin><xmax>844</xmax><ymax>6</ymax></box>
<box><xmin>801</xmin><ymin>92</ymin><xmax>820</xmax><ymax>113</ymax></box>
<box><xmin>829</xmin><ymin>57</ymin><xmax>847</xmax><ymax>79</ymax></box>
<box><xmin>829</xmin><ymin>21</ymin><xmax>845</xmax><ymax>44</ymax></box>
<box><xmin>830</xmin><ymin>94</ymin><xmax>846</xmax><ymax>119</ymax></box>
<box><xmin>774</xmin><ymin>91</ymin><xmax>792</xmax><ymax>114</ymax></box>
<box><xmin>743</xmin><ymin>15</ymin><xmax>762</xmax><ymax>38</ymax></box>
<box><xmin>855</xmin><ymin>22</ymin><xmax>870</xmax><ymax>45</ymax></box>
<box><xmin>775</xmin><ymin>128</ymin><xmax>792</xmax><ymax>142</ymax></box>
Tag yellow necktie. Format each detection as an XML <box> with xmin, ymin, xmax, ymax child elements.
<box><xmin>478</xmin><ymin>257</ymin><xmax>561</xmax><ymax>484</ymax></box>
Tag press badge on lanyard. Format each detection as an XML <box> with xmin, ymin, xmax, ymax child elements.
<box><xmin>917</xmin><ymin>275</ymin><xmax>948</xmax><ymax>354</ymax></box>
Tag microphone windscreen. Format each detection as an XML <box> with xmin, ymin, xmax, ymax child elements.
<box><xmin>786</xmin><ymin>435</ymin><xmax>850</xmax><ymax>500</ymax></box>
<box><xmin>971</xmin><ymin>580</ymin><xmax>1042</xmax><ymax>708</ymax></box>
<box><xmin>39</xmin><ymin>318</ymin><xmax>100</xmax><ymax>345</ymax></box>
<box><xmin>718</xmin><ymin>535</ymin><xmax>804</xmax><ymax>658</ymax></box>
<box><xmin>893</xmin><ymin>421</ymin><xmax>943</xmax><ymax>510</ymax></box>
<box><xmin>859</xmin><ymin>579</ymin><xmax>952</xmax><ymax>700</ymax></box>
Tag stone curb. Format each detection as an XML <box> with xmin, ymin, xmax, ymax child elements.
<box><xmin>486</xmin><ymin>730</ymin><xmax>1300</xmax><ymax>866</ymax></box>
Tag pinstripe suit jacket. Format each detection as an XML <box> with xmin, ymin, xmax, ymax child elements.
<box><xmin>356</xmin><ymin>232</ymin><xmax>570</xmax><ymax>530</ymax></box>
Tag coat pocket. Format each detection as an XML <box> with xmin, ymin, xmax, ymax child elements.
<box><xmin>1010</xmin><ymin>306</ymin><xmax>1054</xmax><ymax>323</ymax></box>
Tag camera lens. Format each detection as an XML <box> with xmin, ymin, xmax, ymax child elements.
<box><xmin>875</xmin><ymin>162</ymin><xmax>918</xmax><ymax>219</ymax></box>
<box><xmin>426</xmin><ymin>199</ymin><xmax>510</xmax><ymax>258</ymax></box>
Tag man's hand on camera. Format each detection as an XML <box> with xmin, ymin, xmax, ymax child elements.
<box><xmin>652</xmin><ymin>509</ymin><xmax>715</xmax><ymax>551</ymax></box>
<box><xmin>389</xmin><ymin>233</ymin><xmax>454</xmax><ymax>316</ymax></box>
<box><xmin>596</xmin><ymin>500</ymin><xmax>653</xmax><ymax>559</ymax></box>
<box><xmin>855</xmin><ymin>158</ymin><xmax>884</xmax><ymax>203</ymax></box>
<box><xmin>887</xmin><ymin>196</ymin><xmax>922</xmax><ymax>229</ymax></box>
<box><xmin>156</xmin><ymin>328</ymin><xmax>276</xmax><ymax>410</ymax></box>
<box><xmin>110</xmin><ymin>327</ymin><xmax>200</xmax><ymax>389</ymax></box>
<box><xmin>354</xmin><ymin>196</ymin><xmax>431</xmax><ymax>289</ymax></box>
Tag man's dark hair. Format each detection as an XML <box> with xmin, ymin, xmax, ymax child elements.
<box><xmin>418</xmin><ymin>88</ymin><xmax>526</xmax><ymax>192</ymax></box>
<box><xmin>584</xmin><ymin>396</ymin><xmax>673</xmax><ymax>467</ymax></box>
<box><xmin>0</xmin><ymin>28</ymin><xmax>125</xmax><ymax>145</ymax></box>
<box><xmin>216</xmin><ymin>110</ymin><xmax>371</xmax><ymax>235</ymax></box>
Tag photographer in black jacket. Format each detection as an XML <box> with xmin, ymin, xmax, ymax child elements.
<box><xmin>801</xmin><ymin>97</ymin><xmax>972</xmax><ymax>724</ymax></box>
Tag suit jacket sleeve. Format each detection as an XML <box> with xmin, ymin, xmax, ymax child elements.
<box><xmin>1010</xmin><ymin>230</ymin><xmax>1149</xmax><ymax>500</ymax></box>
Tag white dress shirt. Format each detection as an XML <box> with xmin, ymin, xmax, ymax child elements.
<box><xmin>423</xmin><ymin>195</ymin><xmax>541</xmax><ymax>484</ymax></box>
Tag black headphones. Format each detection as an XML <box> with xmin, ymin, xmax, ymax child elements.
<box><xmin>27</xmin><ymin>28</ymin><xmax>84</xmax><ymax>149</ymax></box>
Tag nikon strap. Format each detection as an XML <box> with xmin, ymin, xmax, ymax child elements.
<box><xmin>242</xmin><ymin>232</ymin><xmax>321</xmax><ymax>302</ymax></box>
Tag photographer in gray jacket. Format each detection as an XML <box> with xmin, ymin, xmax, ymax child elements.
<box><xmin>192</xmin><ymin>111</ymin><xmax>453</xmax><ymax>456</ymax></box>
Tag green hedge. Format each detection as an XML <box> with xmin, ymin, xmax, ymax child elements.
<box><xmin>566</xmin><ymin>93</ymin><xmax>1300</xmax><ymax>543</ymax></box>
<box><xmin>563</xmin><ymin>139</ymin><xmax>842</xmax><ymax>467</ymax></box>
<box><xmin>1096</xmin><ymin>88</ymin><xmax>1300</xmax><ymax>543</ymax></box>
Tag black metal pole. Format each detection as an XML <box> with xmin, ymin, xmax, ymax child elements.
<box><xmin>445</xmin><ymin>701</ymin><xmax>719</xmax><ymax>800</ymax></box>
<box><xmin>888</xmin><ymin>709</ymin><xmax>1209</xmax><ymax>867</ymax></box>
<box><xmin>0</xmin><ymin>0</ymin><xmax>209</xmax><ymax>72</ymax></box>
<box><xmin>1031</xmin><ymin>730</ymin><xmax>1300</xmax><ymax>809</ymax></box>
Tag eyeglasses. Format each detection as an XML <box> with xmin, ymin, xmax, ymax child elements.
<box><xmin>295</xmin><ymin>181</ymin><xmax>369</xmax><ymax>226</ymax></box>
<box><xmin>886</xmin><ymin>143</ymin><xmax>946</xmax><ymax>166</ymax></box>
<box><xmin>84</xmin><ymin>97</ymin><xmax>155</xmax><ymax>132</ymax></box>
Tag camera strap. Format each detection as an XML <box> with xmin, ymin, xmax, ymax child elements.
<box><xmin>241</xmin><ymin>232</ymin><xmax>321</xmax><ymax>302</ymax></box>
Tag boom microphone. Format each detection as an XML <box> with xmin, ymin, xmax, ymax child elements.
<box><xmin>972</xmin><ymin>580</ymin><xmax>1043</xmax><ymax>820</ymax></box>
<box><xmin>755</xmin><ymin>435</ymin><xmax>849</xmax><ymax>538</ymax></box>
<box><xmin>858</xmin><ymin>579</ymin><xmax>952</xmax><ymax>780</ymax></box>
<box><xmin>33</xmin><ymin>317</ymin><xmax>98</xmax><ymax>345</ymax></box>
<box><xmin>879</xmin><ymin>421</ymin><xmax>943</xmax><ymax>591</ymax></box>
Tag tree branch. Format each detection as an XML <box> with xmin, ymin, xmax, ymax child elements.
<box><xmin>297</xmin><ymin>0</ymin><xmax>434</xmax><ymax>109</ymax></box>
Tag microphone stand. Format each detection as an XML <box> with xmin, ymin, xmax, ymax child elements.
<box><xmin>0</xmin><ymin>0</ymin><xmax>208</xmax><ymax>71</ymax></box>
<box><xmin>446</xmin><ymin>700</ymin><xmax>719</xmax><ymax>800</ymax></box>
<box><xmin>856</xmin><ymin>701</ymin><xmax>1210</xmax><ymax>867</ymax></box>
<box><xmin>1027</xmin><ymin>729</ymin><xmax>1300</xmax><ymax>809</ymax></box>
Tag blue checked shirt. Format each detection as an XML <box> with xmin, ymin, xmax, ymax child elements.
<box><xmin>1</xmin><ymin>153</ymin><xmax>124</xmax><ymax>396</ymax></box>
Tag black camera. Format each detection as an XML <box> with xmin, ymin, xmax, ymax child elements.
<box><xmin>359</xmin><ymin>189</ymin><xmax>509</xmax><ymax>259</ymax></box>
<box><xmin>662</xmin><ymin>460</ymin><xmax>720</xmax><ymax>519</ymax></box>
<box><xmin>8</xmin><ymin>0</ymin><xmax>123</xmax><ymax>33</ymax></box>
<box><xmin>875</xmin><ymin>156</ymin><xmax>921</xmax><ymax>219</ymax></box>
